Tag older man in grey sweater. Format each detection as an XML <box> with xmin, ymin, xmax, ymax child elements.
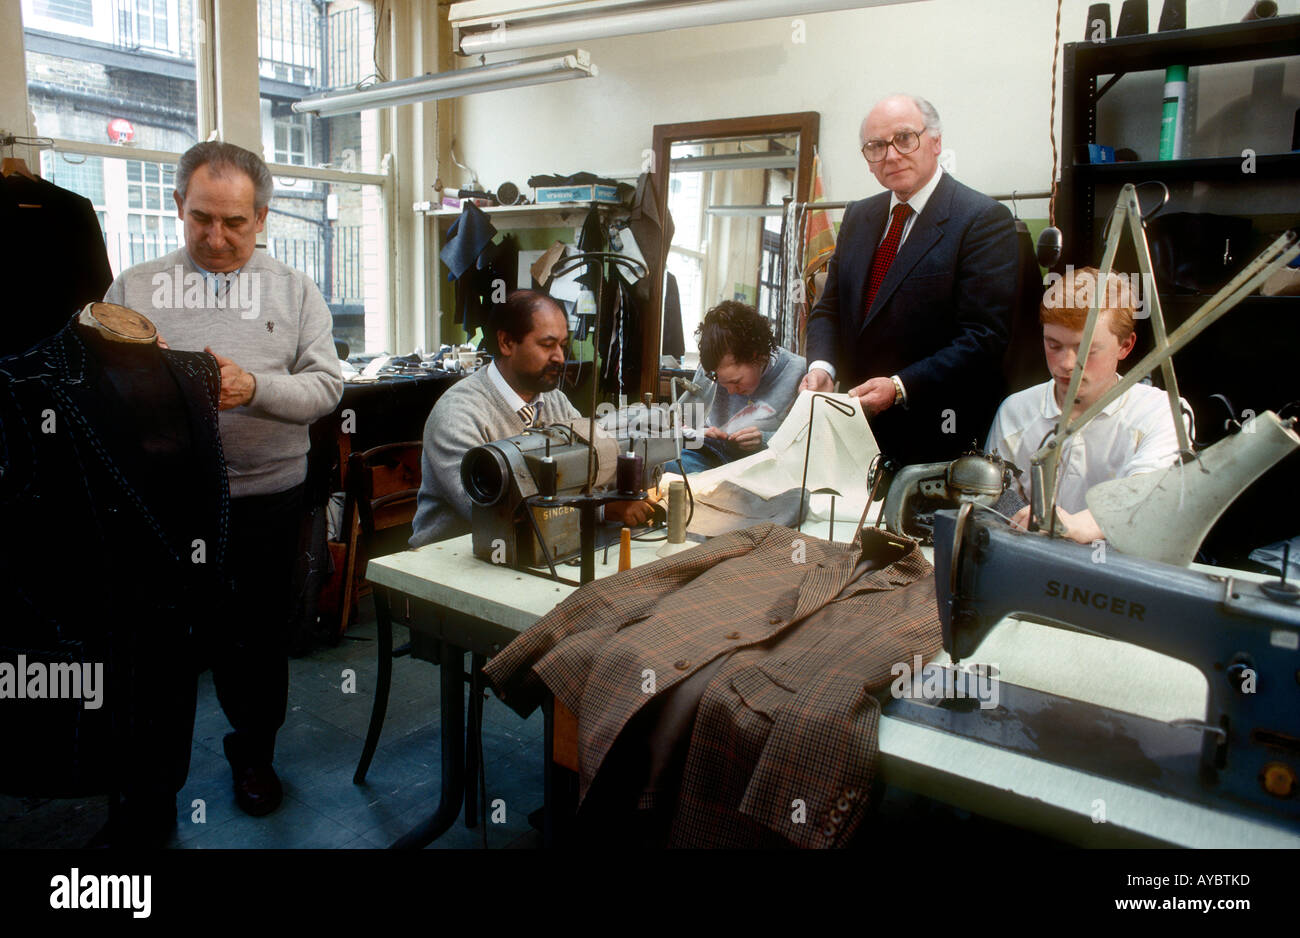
<box><xmin>412</xmin><ymin>290</ymin><xmax>651</xmax><ymax>546</ymax></box>
<box><xmin>105</xmin><ymin>142</ymin><xmax>342</xmax><ymax>820</ymax></box>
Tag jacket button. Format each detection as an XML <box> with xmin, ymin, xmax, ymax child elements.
<box><xmin>845</xmin><ymin>789</ymin><xmax>860</xmax><ymax>801</ymax></box>
<box><xmin>836</xmin><ymin>797</ymin><xmax>851</xmax><ymax>812</ymax></box>
<box><xmin>674</xmin><ymin>659</ymin><xmax>690</xmax><ymax>670</ymax></box>
<box><xmin>822</xmin><ymin>825</ymin><xmax>836</xmax><ymax>838</ymax></box>
<box><xmin>830</xmin><ymin>809</ymin><xmax>843</xmax><ymax>825</ymax></box>
<box><xmin>724</xmin><ymin>630</ymin><xmax>741</xmax><ymax>640</ymax></box>
<box><xmin>768</xmin><ymin>616</ymin><xmax>782</xmax><ymax>625</ymax></box>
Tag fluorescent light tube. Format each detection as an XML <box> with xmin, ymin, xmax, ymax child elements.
<box><xmin>293</xmin><ymin>50</ymin><xmax>597</xmax><ymax>116</ymax></box>
<box><xmin>455</xmin><ymin>0</ymin><xmax>926</xmax><ymax>55</ymax></box>
<box><xmin>671</xmin><ymin>152</ymin><xmax>797</xmax><ymax>172</ymax></box>
<box><xmin>704</xmin><ymin>205</ymin><xmax>788</xmax><ymax>216</ymax></box>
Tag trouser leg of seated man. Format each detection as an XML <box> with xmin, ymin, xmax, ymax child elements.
<box><xmin>214</xmin><ymin>483</ymin><xmax>304</xmax><ymax>816</ymax></box>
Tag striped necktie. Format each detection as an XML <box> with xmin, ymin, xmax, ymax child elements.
<box><xmin>862</xmin><ymin>203</ymin><xmax>912</xmax><ymax>320</ymax></box>
<box><xmin>518</xmin><ymin>404</ymin><xmax>536</xmax><ymax>428</ymax></box>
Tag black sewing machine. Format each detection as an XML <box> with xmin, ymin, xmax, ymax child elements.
<box><xmin>929</xmin><ymin>504</ymin><xmax>1300</xmax><ymax>827</ymax></box>
<box><xmin>461</xmin><ymin>417</ymin><xmax>680</xmax><ymax>580</ymax></box>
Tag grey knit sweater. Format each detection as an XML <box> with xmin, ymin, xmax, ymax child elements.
<box><xmin>681</xmin><ymin>346</ymin><xmax>806</xmax><ymax>444</ymax></box>
<box><xmin>410</xmin><ymin>365</ymin><xmax>581</xmax><ymax>547</ymax></box>
<box><xmin>104</xmin><ymin>248</ymin><xmax>343</xmax><ymax>498</ymax></box>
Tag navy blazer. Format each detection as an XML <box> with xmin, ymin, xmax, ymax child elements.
<box><xmin>806</xmin><ymin>172</ymin><xmax>1017</xmax><ymax>466</ymax></box>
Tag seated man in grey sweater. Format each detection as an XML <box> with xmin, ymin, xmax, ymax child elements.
<box><xmin>677</xmin><ymin>301</ymin><xmax>806</xmax><ymax>474</ymax></box>
<box><xmin>411</xmin><ymin>289</ymin><xmax>652</xmax><ymax>547</ymax></box>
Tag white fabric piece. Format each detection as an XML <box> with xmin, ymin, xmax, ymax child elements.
<box><xmin>680</xmin><ymin>390</ymin><xmax>880</xmax><ymax>525</ymax></box>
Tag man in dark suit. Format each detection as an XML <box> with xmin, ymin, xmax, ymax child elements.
<box><xmin>802</xmin><ymin>94</ymin><xmax>1017</xmax><ymax>467</ymax></box>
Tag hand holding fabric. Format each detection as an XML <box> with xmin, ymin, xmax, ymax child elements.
<box><xmin>847</xmin><ymin>377</ymin><xmax>894</xmax><ymax>417</ymax></box>
<box><xmin>728</xmin><ymin>426</ymin><xmax>763</xmax><ymax>450</ymax></box>
<box><xmin>799</xmin><ymin>368</ymin><xmax>833</xmax><ymax>393</ymax></box>
<box><xmin>205</xmin><ymin>346</ymin><xmax>257</xmax><ymax>409</ymax></box>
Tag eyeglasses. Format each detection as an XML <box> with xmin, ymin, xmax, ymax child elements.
<box><xmin>861</xmin><ymin>129</ymin><xmax>923</xmax><ymax>163</ymax></box>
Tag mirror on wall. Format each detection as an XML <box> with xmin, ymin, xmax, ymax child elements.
<box><xmin>643</xmin><ymin>113</ymin><xmax>819</xmax><ymax>397</ymax></box>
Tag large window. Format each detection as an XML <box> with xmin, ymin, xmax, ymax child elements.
<box><xmin>23</xmin><ymin>0</ymin><xmax>391</xmax><ymax>353</ymax></box>
<box><xmin>265</xmin><ymin>181</ymin><xmax>385</xmax><ymax>355</ymax></box>
<box><xmin>125</xmin><ymin>160</ymin><xmax>180</xmax><ymax>263</ymax></box>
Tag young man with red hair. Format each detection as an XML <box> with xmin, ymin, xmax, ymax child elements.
<box><xmin>985</xmin><ymin>267</ymin><xmax>1192</xmax><ymax>545</ymax></box>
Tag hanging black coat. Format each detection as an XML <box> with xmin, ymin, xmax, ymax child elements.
<box><xmin>0</xmin><ymin>173</ymin><xmax>114</xmax><ymax>358</ymax></box>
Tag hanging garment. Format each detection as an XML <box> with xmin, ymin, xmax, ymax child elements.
<box><xmin>597</xmin><ymin>267</ymin><xmax>642</xmax><ymax>396</ymax></box>
<box><xmin>0</xmin><ymin>319</ymin><xmax>230</xmax><ymax>798</ymax></box>
<box><xmin>0</xmin><ymin>173</ymin><xmax>114</xmax><ymax>358</ymax></box>
<box><xmin>1001</xmin><ymin>220</ymin><xmax>1050</xmax><ymax>396</ymax></box>
<box><xmin>628</xmin><ymin>171</ymin><xmax>674</xmax><ymax>272</ymax></box>
<box><xmin>484</xmin><ymin>523</ymin><xmax>943</xmax><ymax>847</ymax></box>
<box><xmin>463</xmin><ymin>233</ymin><xmax>519</xmax><ymax>340</ymax></box>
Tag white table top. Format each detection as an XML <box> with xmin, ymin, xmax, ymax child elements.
<box><xmin>368</xmin><ymin>533</ymin><xmax>1300</xmax><ymax>848</ymax></box>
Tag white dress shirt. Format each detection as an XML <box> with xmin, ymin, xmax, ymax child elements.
<box><xmin>808</xmin><ymin>167</ymin><xmax>945</xmax><ymax>388</ymax></box>
<box><xmin>487</xmin><ymin>359</ymin><xmax>533</xmax><ymax>415</ymax></box>
<box><xmin>985</xmin><ymin>377</ymin><xmax>1192</xmax><ymax>514</ymax></box>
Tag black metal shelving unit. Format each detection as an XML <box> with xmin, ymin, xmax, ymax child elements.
<box><xmin>1058</xmin><ymin>15</ymin><xmax>1300</xmax><ymax>565</ymax></box>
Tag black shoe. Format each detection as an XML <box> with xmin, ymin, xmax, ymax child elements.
<box><xmin>232</xmin><ymin>764</ymin><xmax>283</xmax><ymax>817</ymax></box>
<box><xmin>223</xmin><ymin>732</ymin><xmax>283</xmax><ymax>817</ymax></box>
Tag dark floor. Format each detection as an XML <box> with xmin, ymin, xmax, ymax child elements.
<box><xmin>0</xmin><ymin>594</ymin><xmax>546</xmax><ymax>849</ymax></box>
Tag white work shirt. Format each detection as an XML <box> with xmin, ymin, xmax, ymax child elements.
<box><xmin>985</xmin><ymin>377</ymin><xmax>1192</xmax><ymax>514</ymax></box>
<box><xmin>487</xmin><ymin>359</ymin><xmax>530</xmax><ymax>413</ymax></box>
<box><xmin>808</xmin><ymin>167</ymin><xmax>944</xmax><ymax>385</ymax></box>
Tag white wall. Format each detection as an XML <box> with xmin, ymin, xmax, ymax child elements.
<box><xmin>449</xmin><ymin>0</ymin><xmax>1300</xmax><ymax>220</ymax></box>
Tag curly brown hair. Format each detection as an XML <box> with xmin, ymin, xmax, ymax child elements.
<box><xmin>696</xmin><ymin>300</ymin><xmax>778</xmax><ymax>373</ymax></box>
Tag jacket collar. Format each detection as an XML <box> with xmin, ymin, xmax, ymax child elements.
<box><xmin>789</xmin><ymin>527</ymin><xmax>928</xmax><ymax>624</ymax></box>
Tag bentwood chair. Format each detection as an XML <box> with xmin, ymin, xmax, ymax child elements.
<box><xmin>343</xmin><ymin>442</ymin><xmax>423</xmax><ymax>784</ymax></box>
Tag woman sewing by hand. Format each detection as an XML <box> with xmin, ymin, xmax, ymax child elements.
<box><xmin>677</xmin><ymin>301</ymin><xmax>805</xmax><ymax>474</ymax></box>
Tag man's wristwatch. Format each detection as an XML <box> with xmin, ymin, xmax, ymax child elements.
<box><xmin>890</xmin><ymin>374</ymin><xmax>906</xmax><ymax>407</ymax></box>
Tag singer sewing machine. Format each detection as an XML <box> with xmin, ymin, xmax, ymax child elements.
<box><xmin>930</xmin><ymin>504</ymin><xmax>1300</xmax><ymax>827</ymax></box>
<box><xmin>461</xmin><ymin>416</ymin><xmax>681</xmax><ymax>580</ymax></box>
<box><xmin>878</xmin><ymin>450</ymin><xmax>1019</xmax><ymax>544</ymax></box>
<box><xmin>891</xmin><ymin>194</ymin><xmax>1300</xmax><ymax>833</ymax></box>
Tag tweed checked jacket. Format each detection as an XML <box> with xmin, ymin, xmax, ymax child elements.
<box><xmin>483</xmin><ymin>522</ymin><xmax>942</xmax><ymax>848</ymax></box>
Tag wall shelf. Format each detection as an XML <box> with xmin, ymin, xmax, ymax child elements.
<box><xmin>1058</xmin><ymin>16</ymin><xmax>1300</xmax><ymax>564</ymax></box>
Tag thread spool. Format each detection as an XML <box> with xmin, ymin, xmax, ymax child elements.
<box><xmin>616</xmin><ymin>451</ymin><xmax>643</xmax><ymax>495</ymax></box>
<box><xmin>538</xmin><ymin>456</ymin><xmax>557</xmax><ymax>498</ymax></box>
<box><xmin>666</xmin><ymin>481</ymin><xmax>685</xmax><ymax>543</ymax></box>
<box><xmin>1157</xmin><ymin>0</ymin><xmax>1184</xmax><ymax>31</ymax></box>
<box><xmin>618</xmin><ymin>527</ymin><xmax>632</xmax><ymax>571</ymax></box>
<box><xmin>1116</xmin><ymin>0</ymin><xmax>1147</xmax><ymax>36</ymax></box>
<box><xmin>656</xmin><ymin>480</ymin><xmax>692</xmax><ymax>558</ymax></box>
<box><xmin>1242</xmin><ymin>1</ymin><xmax>1277</xmax><ymax>21</ymax></box>
<box><xmin>1085</xmin><ymin>3</ymin><xmax>1111</xmax><ymax>40</ymax></box>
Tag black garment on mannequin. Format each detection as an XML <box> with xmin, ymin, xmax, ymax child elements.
<box><xmin>0</xmin><ymin>321</ymin><xmax>228</xmax><ymax>803</ymax></box>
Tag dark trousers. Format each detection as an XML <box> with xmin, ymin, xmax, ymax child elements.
<box><xmin>214</xmin><ymin>483</ymin><xmax>304</xmax><ymax>769</ymax></box>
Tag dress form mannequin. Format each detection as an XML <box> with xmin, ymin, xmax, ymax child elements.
<box><xmin>0</xmin><ymin>303</ymin><xmax>229</xmax><ymax>845</ymax></box>
<box><xmin>75</xmin><ymin>304</ymin><xmax>195</xmax><ymax>547</ymax></box>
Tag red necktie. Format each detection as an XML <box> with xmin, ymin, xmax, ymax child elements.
<box><xmin>863</xmin><ymin>203</ymin><xmax>912</xmax><ymax>319</ymax></box>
